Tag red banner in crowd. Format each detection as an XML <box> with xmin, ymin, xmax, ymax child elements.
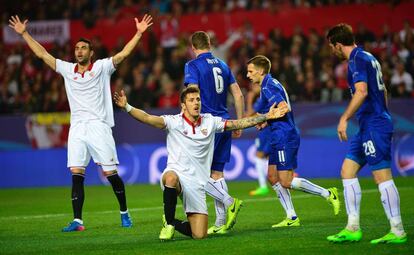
<box><xmin>69</xmin><ymin>2</ymin><xmax>414</xmax><ymax>49</ymax></box>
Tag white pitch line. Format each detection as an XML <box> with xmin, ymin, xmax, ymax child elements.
<box><xmin>1</xmin><ymin>186</ymin><xmax>412</xmax><ymax>221</ymax></box>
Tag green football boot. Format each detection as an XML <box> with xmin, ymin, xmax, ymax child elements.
<box><xmin>327</xmin><ymin>187</ymin><xmax>340</xmax><ymax>216</ymax></box>
<box><xmin>225</xmin><ymin>198</ymin><xmax>243</xmax><ymax>230</ymax></box>
<box><xmin>159</xmin><ymin>215</ymin><xmax>175</xmax><ymax>241</ymax></box>
<box><xmin>271</xmin><ymin>217</ymin><xmax>300</xmax><ymax>228</ymax></box>
<box><xmin>249</xmin><ymin>186</ymin><xmax>270</xmax><ymax>196</ymax></box>
<box><xmin>207</xmin><ymin>225</ymin><xmax>227</xmax><ymax>235</ymax></box>
<box><xmin>327</xmin><ymin>228</ymin><xmax>362</xmax><ymax>243</ymax></box>
<box><xmin>370</xmin><ymin>232</ymin><xmax>407</xmax><ymax>244</ymax></box>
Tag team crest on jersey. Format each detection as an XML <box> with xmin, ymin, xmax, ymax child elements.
<box><xmin>89</xmin><ymin>71</ymin><xmax>95</xmax><ymax>77</ymax></box>
<box><xmin>201</xmin><ymin>128</ymin><xmax>208</xmax><ymax>136</ymax></box>
<box><xmin>74</xmin><ymin>77</ymin><xmax>78</xmax><ymax>80</ymax></box>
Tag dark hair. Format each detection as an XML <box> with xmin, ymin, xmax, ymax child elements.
<box><xmin>191</xmin><ymin>31</ymin><xmax>210</xmax><ymax>50</ymax></box>
<box><xmin>326</xmin><ymin>23</ymin><xmax>355</xmax><ymax>46</ymax></box>
<box><xmin>77</xmin><ymin>37</ymin><xmax>93</xmax><ymax>50</ymax></box>
<box><xmin>247</xmin><ymin>55</ymin><xmax>271</xmax><ymax>74</ymax></box>
<box><xmin>180</xmin><ymin>86</ymin><xmax>200</xmax><ymax>103</ymax></box>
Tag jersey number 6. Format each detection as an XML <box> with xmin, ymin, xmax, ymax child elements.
<box><xmin>213</xmin><ymin>67</ymin><xmax>224</xmax><ymax>94</ymax></box>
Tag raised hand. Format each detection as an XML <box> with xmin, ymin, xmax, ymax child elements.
<box><xmin>113</xmin><ymin>90</ymin><xmax>128</xmax><ymax>109</ymax></box>
<box><xmin>8</xmin><ymin>15</ymin><xmax>28</xmax><ymax>35</ymax></box>
<box><xmin>135</xmin><ymin>14</ymin><xmax>153</xmax><ymax>34</ymax></box>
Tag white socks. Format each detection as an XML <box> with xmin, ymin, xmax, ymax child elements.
<box><xmin>255</xmin><ymin>157</ymin><xmax>268</xmax><ymax>188</ymax></box>
<box><xmin>343</xmin><ymin>178</ymin><xmax>361</xmax><ymax>231</ymax></box>
<box><xmin>290</xmin><ymin>177</ymin><xmax>330</xmax><ymax>198</ymax></box>
<box><xmin>205</xmin><ymin>178</ymin><xmax>234</xmax><ymax>227</ymax></box>
<box><xmin>272</xmin><ymin>182</ymin><xmax>297</xmax><ymax>219</ymax></box>
<box><xmin>73</xmin><ymin>218</ymin><xmax>83</xmax><ymax>224</ymax></box>
<box><xmin>379</xmin><ymin>179</ymin><xmax>405</xmax><ymax>236</ymax></box>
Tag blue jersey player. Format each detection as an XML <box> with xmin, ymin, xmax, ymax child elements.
<box><xmin>246</xmin><ymin>84</ymin><xmax>271</xmax><ymax>196</ymax></box>
<box><xmin>246</xmin><ymin>55</ymin><xmax>340</xmax><ymax>228</ymax></box>
<box><xmin>326</xmin><ymin>23</ymin><xmax>407</xmax><ymax>244</ymax></box>
<box><xmin>184</xmin><ymin>31</ymin><xmax>244</xmax><ymax>235</ymax></box>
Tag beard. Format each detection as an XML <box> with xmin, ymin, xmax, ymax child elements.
<box><xmin>77</xmin><ymin>56</ymin><xmax>90</xmax><ymax>65</ymax></box>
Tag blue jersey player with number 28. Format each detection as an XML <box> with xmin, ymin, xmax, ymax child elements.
<box><xmin>246</xmin><ymin>55</ymin><xmax>340</xmax><ymax>228</ymax></box>
<box><xmin>326</xmin><ymin>23</ymin><xmax>407</xmax><ymax>244</ymax></box>
<box><xmin>184</xmin><ymin>31</ymin><xmax>245</xmax><ymax>235</ymax></box>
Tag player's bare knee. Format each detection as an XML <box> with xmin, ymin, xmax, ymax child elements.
<box><xmin>267</xmin><ymin>173</ymin><xmax>278</xmax><ymax>185</ymax></box>
<box><xmin>372</xmin><ymin>169</ymin><xmax>392</xmax><ymax>185</ymax></box>
<box><xmin>280</xmin><ymin>179</ymin><xmax>291</xmax><ymax>189</ymax></box>
<box><xmin>103</xmin><ymin>170</ymin><xmax>117</xmax><ymax>177</ymax></box>
<box><xmin>70</xmin><ymin>167</ymin><xmax>85</xmax><ymax>175</ymax></box>
<box><xmin>210</xmin><ymin>171</ymin><xmax>223</xmax><ymax>180</ymax></box>
<box><xmin>192</xmin><ymin>231</ymin><xmax>207</xmax><ymax>240</ymax></box>
<box><xmin>163</xmin><ymin>172</ymin><xmax>179</xmax><ymax>187</ymax></box>
<box><xmin>341</xmin><ymin>168</ymin><xmax>356</xmax><ymax>179</ymax></box>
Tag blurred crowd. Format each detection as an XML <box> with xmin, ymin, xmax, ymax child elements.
<box><xmin>1</xmin><ymin>1</ymin><xmax>413</xmax><ymax>114</ymax></box>
<box><xmin>2</xmin><ymin>0</ymin><xmax>401</xmax><ymax>25</ymax></box>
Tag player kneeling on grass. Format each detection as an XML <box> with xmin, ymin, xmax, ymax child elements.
<box><xmin>114</xmin><ymin>86</ymin><xmax>287</xmax><ymax>240</ymax></box>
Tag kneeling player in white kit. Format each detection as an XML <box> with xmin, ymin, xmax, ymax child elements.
<box><xmin>114</xmin><ymin>86</ymin><xmax>287</xmax><ymax>240</ymax></box>
<box><xmin>8</xmin><ymin>14</ymin><xmax>153</xmax><ymax>232</ymax></box>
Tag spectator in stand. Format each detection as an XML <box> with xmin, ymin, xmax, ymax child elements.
<box><xmin>390</xmin><ymin>61</ymin><xmax>413</xmax><ymax>96</ymax></box>
<box><xmin>320</xmin><ymin>77</ymin><xmax>343</xmax><ymax>103</ymax></box>
<box><xmin>157</xmin><ymin>79</ymin><xmax>179</xmax><ymax>109</ymax></box>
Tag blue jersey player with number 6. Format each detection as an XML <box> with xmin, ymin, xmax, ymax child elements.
<box><xmin>246</xmin><ymin>55</ymin><xmax>340</xmax><ymax>228</ymax></box>
<box><xmin>326</xmin><ymin>23</ymin><xmax>407</xmax><ymax>244</ymax></box>
<box><xmin>184</xmin><ymin>31</ymin><xmax>245</xmax><ymax>235</ymax></box>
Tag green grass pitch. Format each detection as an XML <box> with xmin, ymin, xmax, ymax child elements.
<box><xmin>0</xmin><ymin>177</ymin><xmax>413</xmax><ymax>255</ymax></box>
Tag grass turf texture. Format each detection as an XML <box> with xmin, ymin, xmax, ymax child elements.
<box><xmin>0</xmin><ymin>177</ymin><xmax>413</xmax><ymax>255</ymax></box>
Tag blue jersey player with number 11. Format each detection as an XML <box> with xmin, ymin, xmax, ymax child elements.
<box><xmin>246</xmin><ymin>55</ymin><xmax>340</xmax><ymax>228</ymax></box>
<box><xmin>326</xmin><ymin>23</ymin><xmax>407</xmax><ymax>244</ymax></box>
<box><xmin>184</xmin><ymin>31</ymin><xmax>245</xmax><ymax>235</ymax></box>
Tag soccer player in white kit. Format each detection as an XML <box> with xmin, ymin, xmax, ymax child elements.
<box><xmin>8</xmin><ymin>14</ymin><xmax>153</xmax><ymax>232</ymax></box>
<box><xmin>114</xmin><ymin>86</ymin><xmax>288</xmax><ymax>240</ymax></box>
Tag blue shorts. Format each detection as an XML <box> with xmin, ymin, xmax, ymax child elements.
<box><xmin>255</xmin><ymin>127</ymin><xmax>271</xmax><ymax>155</ymax></box>
<box><xmin>211</xmin><ymin>131</ymin><xmax>232</xmax><ymax>171</ymax></box>
<box><xmin>269</xmin><ymin>146</ymin><xmax>298</xmax><ymax>170</ymax></box>
<box><xmin>346</xmin><ymin>130</ymin><xmax>392</xmax><ymax>170</ymax></box>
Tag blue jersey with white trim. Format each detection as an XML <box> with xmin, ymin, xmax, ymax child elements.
<box><xmin>184</xmin><ymin>52</ymin><xmax>236</xmax><ymax>119</ymax></box>
<box><xmin>347</xmin><ymin>47</ymin><xmax>393</xmax><ymax>132</ymax></box>
<box><xmin>256</xmin><ymin>74</ymin><xmax>300</xmax><ymax>146</ymax></box>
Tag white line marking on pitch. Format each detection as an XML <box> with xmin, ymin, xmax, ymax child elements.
<box><xmin>0</xmin><ymin>186</ymin><xmax>412</xmax><ymax>221</ymax></box>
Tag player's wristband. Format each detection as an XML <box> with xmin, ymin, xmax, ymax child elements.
<box><xmin>125</xmin><ymin>103</ymin><xmax>133</xmax><ymax>113</ymax></box>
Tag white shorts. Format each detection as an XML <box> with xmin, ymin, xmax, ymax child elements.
<box><xmin>67</xmin><ymin>120</ymin><xmax>119</xmax><ymax>171</ymax></box>
<box><xmin>160</xmin><ymin>169</ymin><xmax>208</xmax><ymax>215</ymax></box>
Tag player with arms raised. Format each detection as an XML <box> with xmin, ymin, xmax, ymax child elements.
<box><xmin>8</xmin><ymin>14</ymin><xmax>153</xmax><ymax>232</ymax></box>
<box><xmin>114</xmin><ymin>86</ymin><xmax>287</xmax><ymax>240</ymax></box>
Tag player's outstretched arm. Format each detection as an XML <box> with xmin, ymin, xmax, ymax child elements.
<box><xmin>112</xmin><ymin>14</ymin><xmax>153</xmax><ymax>67</ymax></box>
<box><xmin>114</xmin><ymin>90</ymin><xmax>165</xmax><ymax>129</ymax></box>
<box><xmin>9</xmin><ymin>15</ymin><xmax>56</xmax><ymax>70</ymax></box>
<box><xmin>225</xmin><ymin>103</ymin><xmax>287</xmax><ymax>131</ymax></box>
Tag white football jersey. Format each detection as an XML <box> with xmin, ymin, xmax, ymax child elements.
<box><xmin>56</xmin><ymin>58</ymin><xmax>116</xmax><ymax>127</ymax></box>
<box><xmin>162</xmin><ymin>113</ymin><xmax>226</xmax><ymax>186</ymax></box>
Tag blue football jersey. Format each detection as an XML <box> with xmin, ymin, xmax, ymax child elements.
<box><xmin>184</xmin><ymin>52</ymin><xmax>236</xmax><ymax>119</ymax></box>
<box><xmin>347</xmin><ymin>47</ymin><xmax>393</xmax><ymax>132</ymax></box>
<box><xmin>257</xmin><ymin>74</ymin><xmax>300</xmax><ymax>147</ymax></box>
